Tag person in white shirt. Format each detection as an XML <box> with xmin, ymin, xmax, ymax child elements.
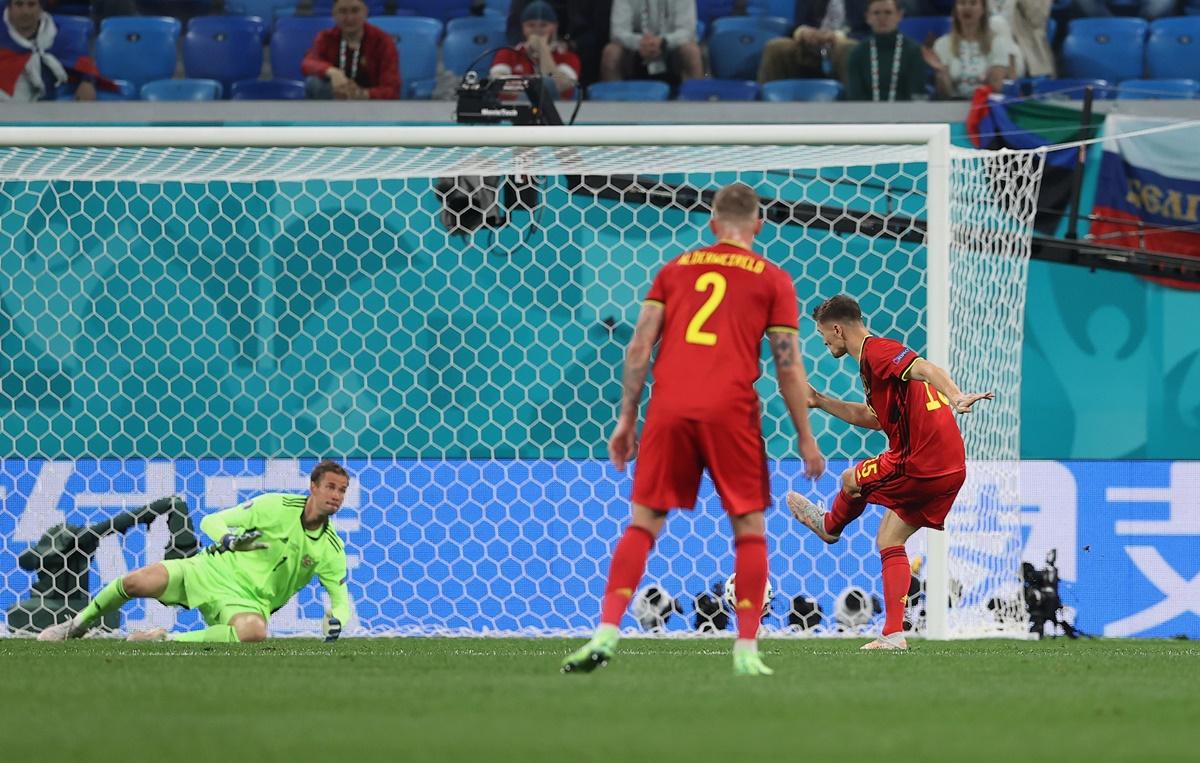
<box><xmin>923</xmin><ymin>0</ymin><xmax>1015</xmax><ymax>99</ymax></box>
<box><xmin>600</xmin><ymin>0</ymin><xmax>703</xmax><ymax>83</ymax></box>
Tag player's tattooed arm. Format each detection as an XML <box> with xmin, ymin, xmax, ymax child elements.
<box><xmin>768</xmin><ymin>332</ymin><xmax>797</xmax><ymax>370</ymax></box>
<box><xmin>617</xmin><ymin>303</ymin><xmax>664</xmax><ymax>421</ymax></box>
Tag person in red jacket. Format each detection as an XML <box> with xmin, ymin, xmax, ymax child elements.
<box><xmin>301</xmin><ymin>0</ymin><xmax>400</xmax><ymax>100</ymax></box>
<box><xmin>1</xmin><ymin>0</ymin><xmax>96</xmax><ymax>101</ymax></box>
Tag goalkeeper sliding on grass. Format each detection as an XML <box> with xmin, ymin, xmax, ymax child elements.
<box><xmin>39</xmin><ymin>460</ymin><xmax>352</xmax><ymax>644</ymax></box>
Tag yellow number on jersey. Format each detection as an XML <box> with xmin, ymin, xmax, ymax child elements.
<box><xmin>923</xmin><ymin>381</ymin><xmax>950</xmax><ymax>411</ymax></box>
<box><xmin>685</xmin><ymin>272</ymin><xmax>727</xmax><ymax>346</ymax></box>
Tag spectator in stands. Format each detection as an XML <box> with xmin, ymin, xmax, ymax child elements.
<box><xmin>600</xmin><ymin>0</ymin><xmax>703</xmax><ymax>84</ymax></box>
<box><xmin>302</xmin><ymin>0</ymin><xmax>400</xmax><ymax>100</ymax></box>
<box><xmin>1074</xmin><ymin>0</ymin><xmax>1175</xmax><ymax>21</ymax></box>
<box><xmin>992</xmin><ymin>0</ymin><xmax>1054</xmax><ymax>77</ymax></box>
<box><xmin>0</xmin><ymin>0</ymin><xmax>95</xmax><ymax>101</ymax></box>
<box><xmin>924</xmin><ymin>0</ymin><xmax>1014</xmax><ymax>99</ymax></box>
<box><xmin>506</xmin><ymin>0</ymin><xmax>610</xmax><ymax>87</ymax></box>
<box><xmin>491</xmin><ymin>1</ymin><xmax>581</xmax><ymax>97</ymax></box>
<box><xmin>844</xmin><ymin>0</ymin><xmax>927</xmax><ymax>101</ymax></box>
<box><xmin>757</xmin><ymin>0</ymin><xmax>871</xmax><ymax>84</ymax></box>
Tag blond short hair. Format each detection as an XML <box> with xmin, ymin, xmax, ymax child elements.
<box><xmin>712</xmin><ymin>183</ymin><xmax>760</xmax><ymax>223</ymax></box>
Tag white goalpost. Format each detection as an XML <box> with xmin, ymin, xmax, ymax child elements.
<box><xmin>0</xmin><ymin>125</ymin><xmax>1041</xmax><ymax>639</ymax></box>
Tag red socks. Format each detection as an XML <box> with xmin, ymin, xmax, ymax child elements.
<box><xmin>733</xmin><ymin>533</ymin><xmax>768</xmax><ymax>640</ymax></box>
<box><xmin>880</xmin><ymin>545</ymin><xmax>910</xmax><ymax>636</ymax></box>
<box><xmin>825</xmin><ymin>489</ymin><xmax>868</xmax><ymax>536</ymax></box>
<box><xmin>599</xmin><ymin>525</ymin><xmax>655</xmax><ymax>626</ymax></box>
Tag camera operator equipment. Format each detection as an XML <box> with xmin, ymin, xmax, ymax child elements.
<box><xmin>1023</xmin><ymin>549</ymin><xmax>1087</xmax><ymax>639</ymax></box>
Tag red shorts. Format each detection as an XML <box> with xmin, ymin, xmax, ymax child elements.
<box><xmin>631</xmin><ymin>409</ymin><xmax>769</xmax><ymax>516</ymax></box>
<box><xmin>853</xmin><ymin>455</ymin><xmax>966</xmax><ymax>531</ymax></box>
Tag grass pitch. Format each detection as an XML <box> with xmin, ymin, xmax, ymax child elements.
<box><xmin>1</xmin><ymin>638</ymin><xmax>1194</xmax><ymax>762</ymax></box>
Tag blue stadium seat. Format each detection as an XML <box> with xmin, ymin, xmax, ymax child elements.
<box><xmin>1002</xmin><ymin>75</ymin><xmax>1051</xmax><ymax>97</ymax></box>
<box><xmin>442</xmin><ymin>26</ymin><xmax>506</xmax><ymax>77</ymax></box>
<box><xmin>761</xmin><ymin>78</ymin><xmax>842</xmax><ymax>101</ymax></box>
<box><xmin>1033</xmin><ymin>78</ymin><xmax>1115</xmax><ymax>100</ymax></box>
<box><xmin>52</xmin><ymin>15</ymin><xmax>94</xmax><ymax>52</ymax></box>
<box><xmin>898</xmin><ymin>16</ymin><xmax>951</xmax><ymax>45</ymax></box>
<box><xmin>183</xmin><ymin>16</ymin><xmax>266</xmax><ymax>96</ymax></box>
<box><xmin>710</xmin><ymin>15</ymin><xmax>791</xmax><ymax>38</ymax></box>
<box><xmin>230</xmin><ymin>78</ymin><xmax>307</xmax><ymax>99</ymax></box>
<box><xmin>1061</xmin><ymin>18</ymin><xmax>1148</xmax><ymax>83</ymax></box>
<box><xmin>696</xmin><ymin>0</ymin><xmax>737</xmax><ymax>23</ymax></box>
<box><xmin>396</xmin><ymin>0</ymin><xmax>473</xmax><ymax>22</ymax></box>
<box><xmin>1116</xmin><ymin>78</ymin><xmax>1200</xmax><ymax>99</ymax></box>
<box><xmin>485</xmin><ymin>0</ymin><xmax>511</xmax><ymax>12</ymax></box>
<box><xmin>309</xmin><ymin>0</ymin><xmax>386</xmax><ymax>15</ymax></box>
<box><xmin>677</xmin><ymin>78</ymin><xmax>759</xmax><ymax>101</ymax></box>
<box><xmin>223</xmin><ymin>0</ymin><xmax>294</xmax><ymax>21</ymax></box>
<box><xmin>747</xmin><ymin>0</ymin><xmax>797</xmax><ymax>25</ymax></box>
<box><xmin>587</xmin><ymin>80</ymin><xmax>671</xmax><ymax>101</ymax></box>
<box><xmin>708</xmin><ymin>28</ymin><xmax>774</xmax><ymax>80</ymax></box>
<box><xmin>99</xmin><ymin>79</ymin><xmax>137</xmax><ymax>100</ymax></box>
<box><xmin>1146</xmin><ymin>18</ymin><xmax>1200</xmax><ymax>80</ymax></box>
<box><xmin>373</xmin><ymin>15</ymin><xmax>444</xmax><ymax>42</ymax></box>
<box><xmin>445</xmin><ymin>16</ymin><xmax>505</xmax><ymax>37</ymax></box>
<box><xmin>697</xmin><ymin>19</ymin><xmax>706</xmax><ymax>40</ymax></box>
<box><xmin>140</xmin><ymin>78</ymin><xmax>223</xmax><ymax>101</ymax></box>
<box><xmin>96</xmin><ymin>16</ymin><xmax>181</xmax><ymax>90</ymax></box>
<box><xmin>371</xmin><ymin>16</ymin><xmax>441</xmax><ymax>98</ymax></box>
<box><xmin>270</xmin><ymin>16</ymin><xmax>334</xmax><ymax>81</ymax></box>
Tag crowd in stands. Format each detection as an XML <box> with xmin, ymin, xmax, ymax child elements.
<box><xmin>2</xmin><ymin>0</ymin><xmax>1199</xmax><ymax>102</ymax></box>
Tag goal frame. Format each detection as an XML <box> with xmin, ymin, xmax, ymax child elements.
<box><xmin>0</xmin><ymin>124</ymin><xmax>955</xmax><ymax>639</ymax></box>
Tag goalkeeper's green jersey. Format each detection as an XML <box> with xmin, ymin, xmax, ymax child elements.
<box><xmin>198</xmin><ymin>493</ymin><xmax>351</xmax><ymax>623</ymax></box>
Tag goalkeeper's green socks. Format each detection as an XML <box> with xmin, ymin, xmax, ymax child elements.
<box><xmin>561</xmin><ymin>624</ymin><xmax>619</xmax><ymax>673</ymax></box>
<box><xmin>732</xmin><ymin>640</ymin><xmax>774</xmax><ymax>677</ymax></box>
<box><xmin>171</xmin><ymin>625</ymin><xmax>240</xmax><ymax>643</ymax></box>
<box><xmin>77</xmin><ymin>577</ymin><xmax>130</xmax><ymax>624</ymax></box>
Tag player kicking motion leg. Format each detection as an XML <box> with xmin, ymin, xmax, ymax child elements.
<box><xmin>786</xmin><ymin>295</ymin><xmax>992</xmax><ymax>650</ymax></box>
<box><xmin>561</xmin><ymin>183</ymin><xmax>825</xmax><ymax>677</ymax></box>
<box><xmin>39</xmin><ymin>461</ymin><xmax>353</xmax><ymax>644</ymax></box>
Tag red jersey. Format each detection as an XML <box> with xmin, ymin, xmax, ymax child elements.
<box><xmin>490</xmin><ymin>42</ymin><xmax>581</xmax><ymax>97</ymax></box>
<box><xmin>859</xmin><ymin>335</ymin><xmax>965</xmax><ymax>478</ymax></box>
<box><xmin>300</xmin><ymin>23</ymin><xmax>401</xmax><ymax>100</ymax></box>
<box><xmin>643</xmin><ymin>240</ymin><xmax>800</xmax><ymax>421</ymax></box>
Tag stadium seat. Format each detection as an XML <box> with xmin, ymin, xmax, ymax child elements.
<box><xmin>696</xmin><ymin>0</ymin><xmax>737</xmax><ymax>23</ymax></box>
<box><xmin>1116</xmin><ymin>78</ymin><xmax>1200</xmax><ymax>99</ymax></box>
<box><xmin>371</xmin><ymin>16</ymin><xmax>440</xmax><ymax>98</ymax></box>
<box><xmin>677</xmin><ymin>78</ymin><xmax>759</xmax><ymax>101</ymax></box>
<box><xmin>442</xmin><ymin>26</ymin><xmax>506</xmax><ymax>78</ymax></box>
<box><xmin>445</xmin><ymin>16</ymin><xmax>505</xmax><ymax>37</ymax></box>
<box><xmin>710</xmin><ymin>15</ymin><xmax>792</xmax><ymax>38</ymax></box>
<box><xmin>230</xmin><ymin>78</ymin><xmax>307</xmax><ymax>99</ymax></box>
<box><xmin>309</xmin><ymin>0</ymin><xmax>386</xmax><ymax>15</ymax></box>
<box><xmin>270</xmin><ymin>16</ymin><xmax>334</xmax><ymax>82</ymax></box>
<box><xmin>52</xmin><ymin>15</ymin><xmax>94</xmax><ymax>52</ymax></box>
<box><xmin>183</xmin><ymin>16</ymin><xmax>266</xmax><ymax>97</ymax></box>
<box><xmin>223</xmin><ymin>0</ymin><xmax>293</xmax><ymax>21</ymax></box>
<box><xmin>139</xmin><ymin>78</ymin><xmax>223</xmax><ymax>101</ymax></box>
<box><xmin>484</xmin><ymin>0</ymin><xmax>511</xmax><ymax>11</ymax></box>
<box><xmin>1146</xmin><ymin>18</ymin><xmax>1200</xmax><ymax>80</ymax></box>
<box><xmin>587</xmin><ymin>80</ymin><xmax>671</xmax><ymax>101</ymax></box>
<box><xmin>1061</xmin><ymin>18</ymin><xmax>1148</xmax><ymax>84</ymax></box>
<box><xmin>747</xmin><ymin>0</ymin><xmax>796</xmax><ymax>24</ymax></box>
<box><xmin>1032</xmin><ymin>78</ymin><xmax>1115</xmax><ymax>100</ymax></box>
<box><xmin>373</xmin><ymin>14</ymin><xmax>444</xmax><ymax>42</ymax></box>
<box><xmin>708</xmin><ymin>28</ymin><xmax>774</xmax><ymax>80</ymax></box>
<box><xmin>395</xmin><ymin>0</ymin><xmax>473</xmax><ymax>22</ymax></box>
<box><xmin>760</xmin><ymin>78</ymin><xmax>842</xmax><ymax>101</ymax></box>
<box><xmin>95</xmin><ymin>16</ymin><xmax>181</xmax><ymax>90</ymax></box>
<box><xmin>1002</xmin><ymin>75</ymin><xmax>1051</xmax><ymax>98</ymax></box>
<box><xmin>898</xmin><ymin>16</ymin><xmax>951</xmax><ymax>45</ymax></box>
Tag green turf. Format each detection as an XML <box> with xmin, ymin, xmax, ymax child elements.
<box><xmin>1</xmin><ymin>638</ymin><xmax>1195</xmax><ymax>762</ymax></box>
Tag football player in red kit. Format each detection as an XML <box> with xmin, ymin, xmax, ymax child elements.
<box><xmin>561</xmin><ymin>183</ymin><xmax>825</xmax><ymax>677</ymax></box>
<box><xmin>787</xmin><ymin>294</ymin><xmax>993</xmax><ymax>650</ymax></box>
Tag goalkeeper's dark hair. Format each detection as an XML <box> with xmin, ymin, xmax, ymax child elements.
<box><xmin>310</xmin><ymin>460</ymin><xmax>350</xmax><ymax>485</ymax></box>
<box><xmin>812</xmin><ymin>294</ymin><xmax>863</xmax><ymax>325</ymax></box>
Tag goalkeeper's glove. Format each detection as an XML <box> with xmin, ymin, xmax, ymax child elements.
<box><xmin>322</xmin><ymin>612</ymin><xmax>342</xmax><ymax>642</ymax></box>
<box><xmin>206</xmin><ymin>530</ymin><xmax>269</xmax><ymax>554</ymax></box>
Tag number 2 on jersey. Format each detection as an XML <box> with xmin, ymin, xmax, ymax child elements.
<box><xmin>685</xmin><ymin>272</ymin><xmax>727</xmax><ymax>346</ymax></box>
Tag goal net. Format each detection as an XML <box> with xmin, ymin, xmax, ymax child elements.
<box><xmin>0</xmin><ymin>126</ymin><xmax>1042</xmax><ymax>639</ymax></box>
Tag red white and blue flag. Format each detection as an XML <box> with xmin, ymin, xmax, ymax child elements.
<box><xmin>1092</xmin><ymin>115</ymin><xmax>1200</xmax><ymax>290</ymax></box>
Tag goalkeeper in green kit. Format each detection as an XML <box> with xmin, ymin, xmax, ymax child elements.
<box><xmin>39</xmin><ymin>461</ymin><xmax>352</xmax><ymax>644</ymax></box>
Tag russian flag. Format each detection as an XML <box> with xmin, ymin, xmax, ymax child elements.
<box><xmin>1092</xmin><ymin>115</ymin><xmax>1200</xmax><ymax>291</ymax></box>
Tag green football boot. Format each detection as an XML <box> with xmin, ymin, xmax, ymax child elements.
<box><xmin>561</xmin><ymin>627</ymin><xmax>619</xmax><ymax>674</ymax></box>
<box><xmin>733</xmin><ymin>648</ymin><xmax>775</xmax><ymax>677</ymax></box>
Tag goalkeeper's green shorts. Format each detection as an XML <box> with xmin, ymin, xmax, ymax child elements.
<box><xmin>159</xmin><ymin>556</ymin><xmax>269</xmax><ymax>626</ymax></box>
